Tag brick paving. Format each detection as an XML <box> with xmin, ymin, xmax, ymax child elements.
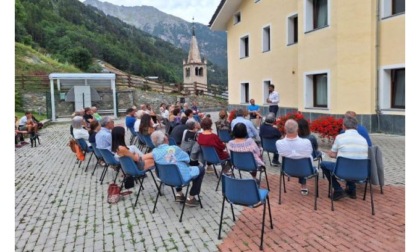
<box><xmin>15</xmin><ymin>114</ymin><xmax>405</xmax><ymax>251</ymax></box>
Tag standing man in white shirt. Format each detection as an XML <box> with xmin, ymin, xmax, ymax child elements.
<box><xmin>266</xmin><ymin>84</ymin><xmax>280</xmax><ymax>117</ymax></box>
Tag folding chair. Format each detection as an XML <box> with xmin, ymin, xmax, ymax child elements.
<box><xmin>230</xmin><ymin>151</ymin><xmax>270</xmax><ymax>190</ymax></box>
<box><xmin>152</xmin><ymin>163</ymin><xmax>203</xmax><ymax>222</ymax></box>
<box><xmin>90</xmin><ymin>142</ymin><xmax>104</xmax><ymax>176</ymax></box>
<box><xmin>128</xmin><ymin>127</ymin><xmax>137</xmax><ymax>145</ymax></box>
<box><xmin>141</xmin><ymin>134</ymin><xmax>155</xmax><ymax>153</ymax></box>
<box><xmin>217</xmin><ymin>129</ymin><xmax>232</xmax><ymax>144</ymax></box>
<box><xmin>218</xmin><ymin>174</ymin><xmax>273</xmax><ymax>250</ymax></box>
<box><xmin>119</xmin><ymin>156</ymin><xmax>159</xmax><ymax>208</ymax></box>
<box><xmin>201</xmin><ymin>146</ymin><xmax>230</xmax><ymax>191</ymax></box>
<box><xmin>260</xmin><ymin>137</ymin><xmax>279</xmax><ymax>166</ymax></box>
<box><xmin>76</xmin><ymin>138</ymin><xmax>94</xmax><ymax>172</ymax></box>
<box><xmin>279</xmin><ymin>157</ymin><xmax>319</xmax><ymax>210</ymax></box>
<box><xmin>97</xmin><ymin>148</ymin><xmax>121</xmax><ymax>185</ymax></box>
<box><xmin>168</xmin><ymin>136</ymin><xmax>177</xmax><ymax>146</ymax></box>
<box><xmin>330</xmin><ymin>157</ymin><xmax>374</xmax><ymax>215</ymax></box>
<box><xmin>136</xmin><ymin>132</ymin><xmax>147</xmax><ymax>152</ymax></box>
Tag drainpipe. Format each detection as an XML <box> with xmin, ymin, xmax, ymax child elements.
<box><xmin>375</xmin><ymin>0</ymin><xmax>382</xmax><ymax>132</ymax></box>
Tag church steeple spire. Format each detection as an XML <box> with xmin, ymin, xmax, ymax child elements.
<box><xmin>187</xmin><ymin>17</ymin><xmax>202</xmax><ymax>64</ymax></box>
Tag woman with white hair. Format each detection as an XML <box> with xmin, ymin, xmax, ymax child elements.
<box><xmin>72</xmin><ymin>116</ymin><xmax>91</xmax><ymax>147</ymax></box>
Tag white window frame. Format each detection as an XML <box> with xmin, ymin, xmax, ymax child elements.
<box><xmin>379</xmin><ymin>64</ymin><xmax>405</xmax><ymax>111</ymax></box>
<box><xmin>240</xmin><ymin>34</ymin><xmax>250</xmax><ymax>59</ymax></box>
<box><xmin>241</xmin><ymin>82</ymin><xmax>250</xmax><ymax>104</ymax></box>
<box><xmin>262</xmin><ymin>80</ymin><xmax>271</xmax><ymax>105</ymax></box>
<box><xmin>234</xmin><ymin>12</ymin><xmax>241</xmax><ymax>25</ymax></box>
<box><xmin>304</xmin><ymin>0</ymin><xmax>330</xmax><ymax>33</ymax></box>
<box><xmin>381</xmin><ymin>0</ymin><xmax>405</xmax><ymax>19</ymax></box>
<box><xmin>286</xmin><ymin>13</ymin><xmax>298</xmax><ymax>45</ymax></box>
<box><xmin>262</xmin><ymin>25</ymin><xmax>271</xmax><ymax>52</ymax></box>
<box><xmin>304</xmin><ymin>70</ymin><xmax>330</xmax><ymax>109</ymax></box>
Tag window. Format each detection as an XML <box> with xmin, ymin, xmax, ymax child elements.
<box><xmin>391</xmin><ymin>68</ymin><xmax>405</xmax><ymax>108</ymax></box>
<box><xmin>234</xmin><ymin>12</ymin><xmax>241</xmax><ymax>24</ymax></box>
<box><xmin>382</xmin><ymin>0</ymin><xmax>405</xmax><ymax>18</ymax></box>
<box><xmin>185</xmin><ymin>68</ymin><xmax>190</xmax><ymax>77</ymax></box>
<box><xmin>304</xmin><ymin>71</ymin><xmax>329</xmax><ymax>108</ymax></box>
<box><xmin>305</xmin><ymin>0</ymin><xmax>329</xmax><ymax>32</ymax></box>
<box><xmin>240</xmin><ymin>36</ymin><xmax>249</xmax><ymax>58</ymax></box>
<box><xmin>287</xmin><ymin>14</ymin><xmax>298</xmax><ymax>45</ymax></box>
<box><xmin>241</xmin><ymin>83</ymin><xmax>249</xmax><ymax>103</ymax></box>
<box><xmin>379</xmin><ymin>66</ymin><xmax>405</xmax><ymax>110</ymax></box>
<box><xmin>263</xmin><ymin>80</ymin><xmax>271</xmax><ymax>103</ymax></box>
<box><xmin>392</xmin><ymin>0</ymin><xmax>405</xmax><ymax>14</ymax></box>
<box><xmin>313</xmin><ymin>74</ymin><xmax>328</xmax><ymax>107</ymax></box>
<box><xmin>262</xmin><ymin>26</ymin><xmax>271</xmax><ymax>52</ymax></box>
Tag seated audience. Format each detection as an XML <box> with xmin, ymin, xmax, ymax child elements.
<box><xmin>227</xmin><ymin>123</ymin><xmax>265</xmax><ymax>183</ymax></box>
<box><xmin>231</xmin><ymin>109</ymin><xmax>259</xmax><ymax>140</ymax></box>
<box><xmin>139</xmin><ymin>114</ymin><xmax>156</xmax><ymax>136</ymax></box>
<box><xmin>197</xmin><ymin>117</ymin><xmax>231</xmax><ymax>174</ymax></box>
<box><xmin>125</xmin><ymin>108</ymin><xmax>137</xmax><ymax>130</ymax></box>
<box><xmin>344</xmin><ymin>111</ymin><xmax>372</xmax><ymax>147</ymax></box>
<box><xmin>91</xmin><ymin>106</ymin><xmax>102</xmax><ymax>121</ymax></box>
<box><xmin>259</xmin><ymin>112</ymin><xmax>281</xmax><ymax>166</ymax></box>
<box><xmin>321</xmin><ymin>116</ymin><xmax>369</xmax><ymax>200</ymax></box>
<box><xmin>151</xmin><ymin>130</ymin><xmax>205</xmax><ymax>207</ymax></box>
<box><xmin>83</xmin><ymin>107</ymin><xmax>94</xmax><ymax>126</ymax></box>
<box><xmin>248</xmin><ymin>99</ymin><xmax>262</xmax><ymax>129</ymax></box>
<box><xmin>215</xmin><ymin>109</ymin><xmax>231</xmax><ymax>132</ymax></box>
<box><xmin>95</xmin><ymin>116</ymin><xmax>114</xmax><ymax>151</ymax></box>
<box><xmin>111</xmin><ymin>126</ymin><xmax>154</xmax><ymax>170</ymax></box>
<box><xmin>18</xmin><ymin>111</ymin><xmax>38</xmax><ymax>136</ymax></box>
<box><xmin>72</xmin><ymin>116</ymin><xmax>91</xmax><ymax>147</ymax></box>
<box><xmin>297</xmin><ymin>118</ymin><xmax>322</xmax><ymax>159</ymax></box>
<box><xmin>276</xmin><ymin>119</ymin><xmax>314</xmax><ymax>195</ymax></box>
<box><xmin>170</xmin><ymin>117</ymin><xmax>189</xmax><ymax>145</ymax></box>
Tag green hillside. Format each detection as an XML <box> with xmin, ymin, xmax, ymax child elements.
<box><xmin>15</xmin><ymin>0</ymin><xmax>226</xmax><ymax>85</ymax></box>
<box><xmin>15</xmin><ymin>42</ymin><xmax>80</xmax><ymax>75</ymax></box>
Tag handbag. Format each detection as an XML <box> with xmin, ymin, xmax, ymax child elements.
<box><xmin>107</xmin><ymin>183</ymin><xmax>121</xmax><ymax>204</ymax></box>
<box><xmin>124</xmin><ymin>176</ymin><xmax>135</xmax><ymax>189</ymax></box>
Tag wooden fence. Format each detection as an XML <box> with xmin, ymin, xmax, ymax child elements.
<box><xmin>16</xmin><ymin>74</ymin><xmax>228</xmax><ymax>99</ymax></box>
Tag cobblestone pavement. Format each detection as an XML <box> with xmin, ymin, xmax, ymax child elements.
<box><xmin>15</xmin><ymin>113</ymin><xmax>405</xmax><ymax>251</ymax></box>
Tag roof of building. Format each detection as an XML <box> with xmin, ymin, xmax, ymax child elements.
<box><xmin>208</xmin><ymin>0</ymin><xmax>242</xmax><ymax>31</ymax></box>
<box><xmin>187</xmin><ymin>26</ymin><xmax>203</xmax><ymax>64</ymax></box>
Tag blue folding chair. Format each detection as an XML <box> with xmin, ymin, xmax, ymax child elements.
<box><xmin>331</xmin><ymin>157</ymin><xmax>374</xmax><ymax>215</ymax></box>
<box><xmin>218</xmin><ymin>174</ymin><xmax>273</xmax><ymax>250</ymax></box>
<box><xmin>128</xmin><ymin>127</ymin><xmax>137</xmax><ymax>145</ymax></box>
<box><xmin>97</xmin><ymin>148</ymin><xmax>121</xmax><ymax>185</ymax></box>
<box><xmin>152</xmin><ymin>163</ymin><xmax>202</xmax><ymax>222</ymax></box>
<box><xmin>76</xmin><ymin>138</ymin><xmax>94</xmax><ymax>172</ymax></box>
<box><xmin>90</xmin><ymin>142</ymin><xmax>104</xmax><ymax>176</ymax></box>
<box><xmin>168</xmin><ymin>136</ymin><xmax>177</xmax><ymax>146</ymax></box>
<box><xmin>217</xmin><ymin>129</ymin><xmax>232</xmax><ymax>144</ymax></box>
<box><xmin>141</xmin><ymin>134</ymin><xmax>155</xmax><ymax>153</ymax></box>
<box><xmin>136</xmin><ymin>132</ymin><xmax>147</xmax><ymax>151</ymax></box>
<box><xmin>260</xmin><ymin>137</ymin><xmax>279</xmax><ymax>166</ymax></box>
<box><xmin>230</xmin><ymin>151</ymin><xmax>270</xmax><ymax>191</ymax></box>
<box><xmin>201</xmin><ymin>146</ymin><xmax>230</xmax><ymax>191</ymax></box>
<box><xmin>119</xmin><ymin>156</ymin><xmax>159</xmax><ymax>208</ymax></box>
<box><xmin>279</xmin><ymin>157</ymin><xmax>319</xmax><ymax>210</ymax></box>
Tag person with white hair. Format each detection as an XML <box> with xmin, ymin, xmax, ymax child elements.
<box><xmin>276</xmin><ymin>119</ymin><xmax>313</xmax><ymax>195</ymax></box>
<box><xmin>151</xmin><ymin>130</ymin><xmax>205</xmax><ymax>207</ymax></box>
<box><xmin>95</xmin><ymin>116</ymin><xmax>114</xmax><ymax>151</ymax></box>
<box><xmin>72</xmin><ymin>116</ymin><xmax>91</xmax><ymax>147</ymax></box>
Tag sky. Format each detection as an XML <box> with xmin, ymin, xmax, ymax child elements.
<box><xmin>83</xmin><ymin>0</ymin><xmax>221</xmax><ymax>25</ymax></box>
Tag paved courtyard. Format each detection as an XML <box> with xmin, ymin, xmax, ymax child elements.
<box><xmin>15</xmin><ymin>113</ymin><xmax>405</xmax><ymax>251</ymax></box>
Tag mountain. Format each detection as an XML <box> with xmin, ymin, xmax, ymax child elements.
<box><xmin>15</xmin><ymin>0</ymin><xmax>226</xmax><ymax>85</ymax></box>
<box><xmin>83</xmin><ymin>0</ymin><xmax>227</xmax><ymax>69</ymax></box>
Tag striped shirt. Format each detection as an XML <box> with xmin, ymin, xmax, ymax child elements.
<box><xmin>332</xmin><ymin>129</ymin><xmax>368</xmax><ymax>159</ymax></box>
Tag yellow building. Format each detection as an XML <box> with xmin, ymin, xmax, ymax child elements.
<box><xmin>210</xmin><ymin>0</ymin><xmax>405</xmax><ymax>134</ymax></box>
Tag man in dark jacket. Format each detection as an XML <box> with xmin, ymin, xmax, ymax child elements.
<box><xmin>259</xmin><ymin>112</ymin><xmax>281</xmax><ymax>166</ymax></box>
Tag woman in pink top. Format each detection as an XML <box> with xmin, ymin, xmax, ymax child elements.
<box><xmin>227</xmin><ymin>122</ymin><xmax>265</xmax><ymax>180</ymax></box>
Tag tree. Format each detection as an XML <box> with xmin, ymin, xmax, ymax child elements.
<box><xmin>67</xmin><ymin>47</ymin><xmax>92</xmax><ymax>71</ymax></box>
